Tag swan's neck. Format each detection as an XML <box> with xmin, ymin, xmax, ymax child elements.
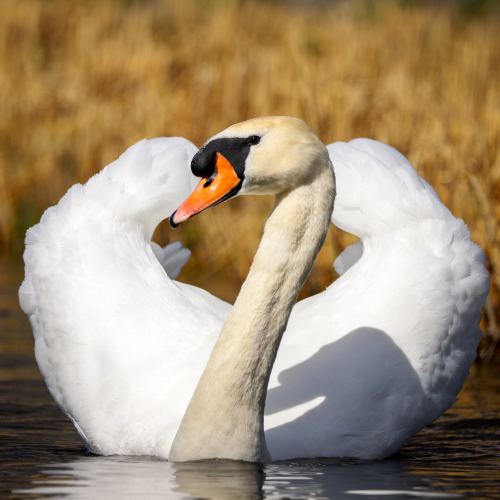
<box><xmin>169</xmin><ymin>163</ymin><xmax>335</xmax><ymax>463</ymax></box>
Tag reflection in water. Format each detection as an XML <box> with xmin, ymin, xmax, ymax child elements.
<box><xmin>19</xmin><ymin>458</ymin><xmax>264</xmax><ymax>499</ymax></box>
<box><xmin>1</xmin><ymin>259</ymin><xmax>500</xmax><ymax>499</ymax></box>
<box><xmin>13</xmin><ymin>456</ymin><xmax>467</xmax><ymax>500</ymax></box>
<box><xmin>174</xmin><ymin>461</ymin><xmax>265</xmax><ymax>499</ymax></box>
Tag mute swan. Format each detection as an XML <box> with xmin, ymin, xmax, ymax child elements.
<box><xmin>19</xmin><ymin>117</ymin><xmax>489</xmax><ymax>462</ymax></box>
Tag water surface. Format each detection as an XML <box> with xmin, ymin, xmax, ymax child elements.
<box><xmin>1</xmin><ymin>258</ymin><xmax>499</xmax><ymax>499</ymax></box>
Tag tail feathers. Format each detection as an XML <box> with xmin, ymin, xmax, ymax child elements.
<box><xmin>334</xmin><ymin>241</ymin><xmax>363</xmax><ymax>276</ymax></box>
<box><xmin>151</xmin><ymin>241</ymin><xmax>191</xmax><ymax>279</ymax></box>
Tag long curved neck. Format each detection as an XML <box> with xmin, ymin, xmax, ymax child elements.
<box><xmin>169</xmin><ymin>164</ymin><xmax>335</xmax><ymax>463</ymax></box>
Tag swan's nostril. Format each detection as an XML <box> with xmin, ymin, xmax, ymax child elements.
<box><xmin>203</xmin><ymin>168</ymin><xmax>218</xmax><ymax>188</ymax></box>
<box><xmin>169</xmin><ymin>210</ymin><xmax>179</xmax><ymax>228</ymax></box>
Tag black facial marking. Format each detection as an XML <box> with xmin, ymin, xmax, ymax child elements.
<box><xmin>191</xmin><ymin>136</ymin><xmax>260</xmax><ymax>180</ymax></box>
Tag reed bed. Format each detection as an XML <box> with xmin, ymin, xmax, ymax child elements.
<box><xmin>1</xmin><ymin>0</ymin><xmax>499</xmax><ymax>358</ymax></box>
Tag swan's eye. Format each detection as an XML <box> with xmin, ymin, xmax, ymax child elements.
<box><xmin>247</xmin><ymin>136</ymin><xmax>261</xmax><ymax>146</ymax></box>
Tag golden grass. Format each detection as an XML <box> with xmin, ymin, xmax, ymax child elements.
<box><xmin>1</xmin><ymin>0</ymin><xmax>499</xmax><ymax>357</ymax></box>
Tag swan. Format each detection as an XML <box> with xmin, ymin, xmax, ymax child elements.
<box><xmin>19</xmin><ymin>116</ymin><xmax>489</xmax><ymax>462</ymax></box>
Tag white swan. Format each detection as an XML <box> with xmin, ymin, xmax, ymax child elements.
<box><xmin>19</xmin><ymin>117</ymin><xmax>489</xmax><ymax>462</ymax></box>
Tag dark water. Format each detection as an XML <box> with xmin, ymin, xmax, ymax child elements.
<box><xmin>1</xmin><ymin>258</ymin><xmax>499</xmax><ymax>499</ymax></box>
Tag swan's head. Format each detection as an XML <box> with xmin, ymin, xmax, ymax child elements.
<box><xmin>170</xmin><ymin>116</ymin><xmax>329</xmax><ymax>227</ymax></box>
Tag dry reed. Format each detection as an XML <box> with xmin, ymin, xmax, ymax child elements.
<box><xmin>1</xmin><ymin>0</ymin><xmax>499</xmax><ymax>358</ymax></box>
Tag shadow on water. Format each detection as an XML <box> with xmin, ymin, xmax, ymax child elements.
<box><xmin>1</xmin><ymin>258</ymin><xmax>500</xmax><ymax>499</ymax></box>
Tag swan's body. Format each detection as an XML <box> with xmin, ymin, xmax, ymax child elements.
<box><xmin>19</xmin><ymin>117</ymin><xmax>489</xmax><ymax>461</ymax></box>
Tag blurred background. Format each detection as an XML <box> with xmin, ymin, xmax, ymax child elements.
<box><xmin>1</xmin><ymin>0</ymin><xmax>499</xmax><ymax>360</ymax></box>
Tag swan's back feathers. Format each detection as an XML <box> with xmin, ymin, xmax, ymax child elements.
<box><xmin>151</xmin><ymin>241</ymin><xmax>191</xmax><ymax>280</ymax></box>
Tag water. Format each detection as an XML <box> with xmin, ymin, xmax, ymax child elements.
<box><xmin>1</xmin><ymin>258</ymin><xmax>499</xmax><ymax>499</ymax></box>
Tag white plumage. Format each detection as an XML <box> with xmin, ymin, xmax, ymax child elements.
<box><xmin>19</xmin><ymin>124</ymin><xmax>489</xmax><ymax>460</ymax></box>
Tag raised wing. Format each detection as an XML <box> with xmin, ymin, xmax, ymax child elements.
<box><xmin>19</xmin><ymin>137</ymin><xmax>230</xmax><ymax>458</ymax></box>
<box><xmin>265</xmin><ymin>139</ymin><xmax>489</xmax><ymax>460</ymax></box>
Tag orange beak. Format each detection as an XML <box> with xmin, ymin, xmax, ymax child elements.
<box><xmin>170</xmin><ymin>153</ymin><xmax>242</xmax><ymax>227</ymax></box>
